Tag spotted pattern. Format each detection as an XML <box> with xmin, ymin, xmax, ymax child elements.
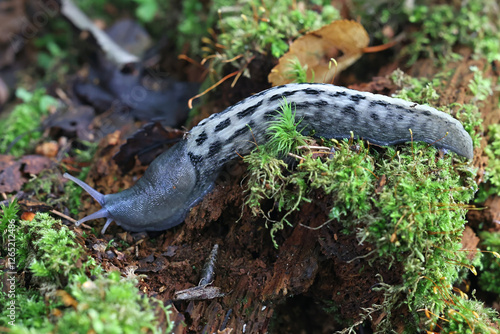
<box><xmin>184</xmin><ymin>82</ymin><xmax>473</xmax><ymax>178</ymax></box>
<box><xmin>214</xmin><ymin>118</ymin><xmax>231</xmax><ymax>132</ymax></box>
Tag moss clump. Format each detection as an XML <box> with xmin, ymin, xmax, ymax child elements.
<box><xmin>0</xmin><ymin>88</ymin><xmax>58</xmax><ymax>156</ymax></box>
<box><xmin>215</xmin><ymin>0</ymin><xmax>339</xmax><ymax>59</ymax></box>
<box><xmin>480</xmin><ymin>124</ymin><xmax>500</xmax><ymax>199</ymax></box>
<box><xmin>405</xmin><ymin>1</ymin><xmax>500</xmax><ymax>64</ymax></box>
<box><xmin>243</xmin><ymin>82</ymin><xmax>499</xmax><ymax>330</ymax></box>
<box><xmin>0</xmin><ymin>202</ymin><xmax>171</xmax><ymax>332</ymax></box>
<box><xmin>198</xmin><ymin>0</ymin><xmax>339</xmax><ymax>80</ymax></box>
<box><xmin>52</xmin><ymin>271</ymin><xmax>172</xmax><ymax>334</ymax></box>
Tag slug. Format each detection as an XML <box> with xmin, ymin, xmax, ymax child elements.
<box><xmin>64</xmin><ymin>83</ymin><xmax>473</xmax><ymax>234</ymax></box>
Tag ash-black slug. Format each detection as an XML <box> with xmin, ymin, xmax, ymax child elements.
<box><xmin>64</xmin><ymin>83</ymin><xmax>473</xmax><ymax>233</ymax></box>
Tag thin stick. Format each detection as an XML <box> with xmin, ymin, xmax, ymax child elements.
<box><xmin>188</xmin><ymin>71</ymin><xmax>239</xmax><ymax>108</ymax></box>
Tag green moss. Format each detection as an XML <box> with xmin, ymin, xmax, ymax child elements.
<box><xmin>480</xmin><ymin>124</ymin><xmax>500</xmax><ymax>199</ymax></box>
<box><xmin>243</xmin><ymin>71</ymin><xmax>499</xmax><ymax>330</ymax></box>
<box><xmin>52</xmin><ymin>271</ymin><xmax>172</xmax><ymax>334</ymax></box>
<box><xmin>0</xmin><ymin>88</ymin><xmax>58</xmax><ymax>156</ymax></box>
<box><xmin>0</xmin><ymin>211</ymin><xmax>96</xmax><ymax>286</ymax></box>
<box><xmin>437</xmin><ymin>297</ymin><xmax>500</xmax><ymax>334</ymax></box>
<box><xmin>0</xmin><ymin>205</ymin><xmax>171</xmax><ymax>332</ymax></box>
<box><xmin>0</xmin><ymin>284</ymin><xmax>54</xmax><ymax>331</ymax></box>
<box><xmin>405</xmin><ymin>1</ymin><xmax>500</xmax><ymax>64</ymax></box>
<box><xmin>197</xmin><ymin>0</ymin><xmax>338</xmax><ymax>81</ymax></box>
<box><xmin>478</xmin><ymin>231</ymin><xmax>500</xmax><ymax>295</ymax></box>
<box><xmin>282</xmin><ymin>57</ymin><xmax>315</xmax><ymax>84</ymax></box>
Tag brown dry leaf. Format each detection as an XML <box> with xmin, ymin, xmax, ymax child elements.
<box><xmin>0</xmin><ymin>155</ymin><xmax>55</xmax><ymax>193</ymax></box>
<box><xmin>268</xmin><ymin>20</ymin><xmax>369</xmax><ymax>86</ymax></box>
<box><xmin>461</xmin><ymin>226</ymin><xmax>480</xmax><ymax>261</ymax></box>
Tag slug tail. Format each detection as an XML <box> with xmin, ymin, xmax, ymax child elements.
<box><xmin>63</xmin><ymin>173</ymin><xmax>105</xmax><ymax>205</ymax></box>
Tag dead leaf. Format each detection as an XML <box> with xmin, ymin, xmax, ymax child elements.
<box><xmin>375</xmin><ymin>175</ymin><xmax>387</xmax><ymax>194</ymax></box>
<box><xmin>113</xmin><ymin>122</ymin><xmax>184</xmax><ymax>174</ymax></box>
<box><xmin>268</xmin><ymin>20</ymin><xmax>369</xmax><ymax>86</ymax></box>
<box><xmin>20</xmin><ymin>155</ymin><xmax>54</xmax><ymax>174</ymax></box>
<box><xmin>0</xmin><ymin>155</ymin><xmax>24</xmax><ymax>193</ymax></box>
<box><xmin>461</xmin><ymin>226</ymin><xmax>480</xmax><ymax>261</ymax></box>
<box><xmin>0</xmin><ymin>155</ymin><xmax>54</xmax><ymax>193</ymax></box>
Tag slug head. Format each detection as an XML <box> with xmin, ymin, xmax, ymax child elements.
<box><xmin>63</xmin><ymin>172</ymin><xmax>114</xmax><ymax>234</ymax></box>
<box><xmin>64</xmin><ymin>141</ymin><xmax>213</xmax><ymax>233</ymax></box>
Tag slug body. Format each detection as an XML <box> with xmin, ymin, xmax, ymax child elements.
<box><xmin>65</xmin><ymin>83</ymin><xmax>473</xmax><ymax>233</ymax></box>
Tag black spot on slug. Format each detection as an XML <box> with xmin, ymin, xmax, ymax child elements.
<box><xmin>342</xmin><ymin>105</ymin><xmax>357</xmax><ymax>117</ymax></box>
<box><xmin>397</xmin><ymin>114</ymin><xmax>405</xmax><ymax>121</ymax></box>
<box><xmin>422</xmin><ymin>110</ymin><xmax>432</xmax><ymax>116</ymax></box>
<box><xmin>268</xmin><ymin>89</ymin><xmax>299</xmax><ymax>101</ymax></box>
<box><xmin>214</xmin><ymin>118</ymin><xmax>231</xmax><ymax>132</ymax></box>
<box><xmin>188</xmin><ymin>152</ymin><xmax>204</xmax><ymax>165</ymax></box>
<box><xmin>313</xmin><ymin>100</ymin><xmax>329</xmax><ymax>107</ymax></box>
<box><xmin>227</xmin><ymin>124</ymin><xmax>250</xmax><ymax>141</ymax></box>
<box><xmin>195</xmin><ymin>131</ymin><xmax>208</xmax><ymax>146</ymax></box>
<box><xmin>294</xmin><ymin>102</ymin><xmax>312</xmax><ymax>110</ymax></box>
<box><xmin>304</xmin><ymin>88</ymin><xmax>321</xmax><ymax>95</ymax></box>
<box><xmin>370</xmin><ymin>100</ymin><xmax>389</xmax><ymax>108</ymax></box>
<box><xmin>371</xmin><ymin>113</ymin><xmax>380</xmax><ymax>121</ymax></box>
<box><xmin>208</xmin><ymin>141</ymin><xmax>222</xmax><ymax>156</ymax></box>
<box><xmin>237</xmin><ymin>99</ymin><xmax>263</xmax><ymax>119</ymax></box>
<box><xmin>330</xmin><ymin>91</ymin><xmax>348</xmax><ymax>98</ymax></box>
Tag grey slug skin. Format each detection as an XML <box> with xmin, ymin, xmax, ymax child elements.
<box><xmin>67</xmin><ymin>83</ymin><xmax>474</xmax><ymax>232</ymax></box>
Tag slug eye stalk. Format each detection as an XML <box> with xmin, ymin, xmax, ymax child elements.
<box><xmin>64</xmin><ymin>173</ymin><xmax>114</xmax><ymax>234</ymax></box>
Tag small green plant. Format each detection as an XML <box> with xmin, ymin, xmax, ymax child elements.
<box><xmin>198</xmin><ymin>0</ymin><xmax>339</xmax><ymax>82</ymax></box>
<box><xmin>0</xmin><ymin>88</ymin><xmax>58</xmax><ymax>156</ymax></box>
<box><xmin>132</xmin><ymin>0</ymin><xmax>159</xmax><ymax>22</ymax></box>
<box><xmin>283</xmin><ymin>58</ymin><xmax>315</xmax><ymax>84</ymax></box>
<box><xmin>405</xmin><ymin>1</ymin><xmax>500</xmax><ymax>64</ymax></box>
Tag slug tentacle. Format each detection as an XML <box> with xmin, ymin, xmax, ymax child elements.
<box><xmin>63</xmin><ymin>173</ymin><xmax>115</xmax><ymax>233</ymax></box>
<box><xmin>63</xmin><ymin>173</ymin><xmax>105</xmax><ymax>205</ymax></box>
<box><xmin>64</xmin><ymin>83</ymin><xmax>474</xmax><ymax>233</ymax></box>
